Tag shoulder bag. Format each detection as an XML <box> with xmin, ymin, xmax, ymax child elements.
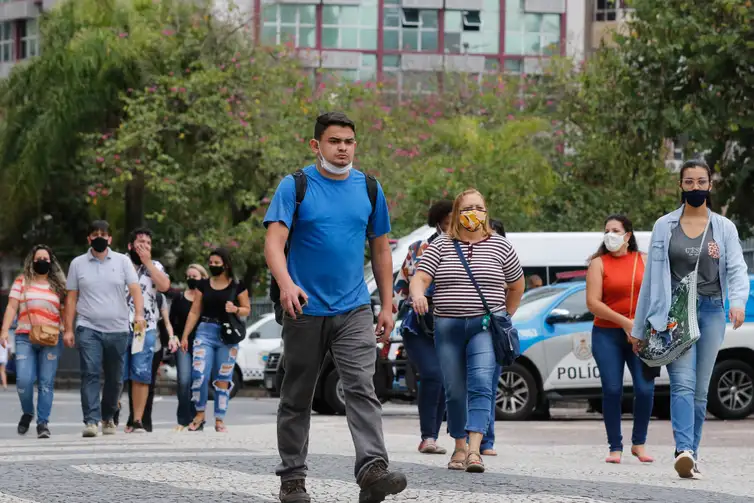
<box><xmin>221</xmin><ymin>282</ymin><xmax>246</xmax><ymax>345</ymax></box>
<box><xmin>23</xmin><ymin>280</ymin><xmax>59</xmax><ymax>347</ymax></box>
<box><xmin>638</xmin><ymin>220</ymin><xmax>709</xmax><ymax>367</ymax></box>
<box><xmin>452</xmin><ymin>240</ymin><xmax>520</xmax><ymax>367</ymax></box>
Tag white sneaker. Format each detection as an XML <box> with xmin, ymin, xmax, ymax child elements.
<box><xmin>82</xmin><ymin>423</ymin><xmax>99</xmax><ymax>438</ymax></box>
<box><xmin>102</xmin><ymin>420</ymin><xmax>116</xmax><ymax>435</ymax></box>
<box><xmin>674</xmin><ymin>451</ymin><xmax>695</xmax><ymax>479</ymax></box>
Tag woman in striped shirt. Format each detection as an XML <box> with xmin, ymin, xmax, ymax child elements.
<box><xmin>0</xmin><ymin>245</ymin><xmax>66</xmax><ymax>438</ymax></box>
<box><xmin>410</xmin><ymin>189</ymin><xmax>525</xmax><ymax>473</ymax></box>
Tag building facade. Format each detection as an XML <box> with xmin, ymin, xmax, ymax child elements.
<box><xmin>254</xmin><ymin>0</ymin><xmax>581</xmax><ymax>91</ymax></box>
<box><xmin>0</xmin><ymin>0</ymin><xmax>52</xmax><ymax>78</ymax></box>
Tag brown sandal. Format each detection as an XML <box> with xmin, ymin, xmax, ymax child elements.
<box><xmin>465</xmin><ymin>451</ymin><xmax>485</xmax><ymax>473</ymax></box>
<box><xmin>447</xmin><ymin>448</ymin><xmax>466</xmax><ymax>470</ymax></box>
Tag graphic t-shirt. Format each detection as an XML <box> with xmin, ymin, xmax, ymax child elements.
<box><xmin>263</xmin><ymin>165</ymin><xmax>391</xmax><ymax>316</ymax></box>
<box><xmin>9</xmin><ymin>276</ymin><xmax>63</xmax><ymax>334</ymax></box>
<box><xmin>669</xmin><ymin>225</ymin><xmax>722</xmax><ymax>298</ymax></box>
<box><xmin>127</xmin><ymin>261</ymin><xmax>169</xmax><ymax>332</ymax></box>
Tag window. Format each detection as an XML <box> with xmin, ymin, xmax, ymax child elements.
<box><xmin>444</xmin><ymin>6</ymin><xmax>498</xmax><ymax>54</ymax></box>
<box><xmin>261</xmin><ymin>3</ymin><xmax>316</xmax><ymax>48</ymax></box>
<box><xmin>321</xmin><ymin>54</ymin><xmax>377</xmax><ymax>83</ymax></box>
<box><xmin>20</xmin><ymin>19</ymin><xmax>38</xmax><ymax>59</ymax></box>
<box><xmin>0</xmin><ymin>21</ymin><xmax>13</xmax><ymax>63</ymax></box>
<box><xmin>595</xmin><ymin>0</ymin><xmax>629</xmax><ymax>22</ymax></box>
<box><xmin>322</xmin><ymin>3</ymin><xmax>378</xmax><ymax>50</ymax></box>
<box><xmin>552</xmin><ymin>290</ymin><xmax>594</xmax><ymax>323</ymax></box>
<box><xmin>382</xmin><ymin>55</ymin><xmax>438</xmax><ymax>97</ymax></box>
<box><xmin>252</xmin><ymin>319</ymin><xmax>283</xmax><ymax>339</ymax></box>
<box><xmin>383</xmin><ymin>4</ymin><xmax>438</xmax><ymax>52</ymax></box>
<box><xmin>504</xmin><ymin>0</ymin><xmax>560</xmax><ymax>56</ymax></box>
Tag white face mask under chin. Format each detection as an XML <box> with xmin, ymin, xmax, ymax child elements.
<box><xmin>604</xmin><ymin>232</ymin><xmax>626</xmax><ymax>252</ymax></box>
<box><xmin>316</xmin><ymin>142</ymin><xmax>352</xmax><ymax>175</ymax></box>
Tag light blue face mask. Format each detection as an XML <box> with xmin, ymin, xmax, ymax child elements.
<box><xmin>316</xmin><ymin>140</ymin><xmax>352</xmax><ymax>175</ymax></box>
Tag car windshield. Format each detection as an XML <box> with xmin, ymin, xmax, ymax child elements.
<box><xmin>512</xmin><ymin>287</ymin><xmax>564</xmax><ymax>324</ymax></box>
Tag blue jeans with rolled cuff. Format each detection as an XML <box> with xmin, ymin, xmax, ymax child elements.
<box><xmin>14</xmin><ymin>333</ymin><xmax>63</xmax><ymax>425</ymax></box>
<box><xmin>191</xmin><ymin>322</ymin><xmax>238</xmax><ymax>419</ymax></box>
<box><xmin>434</xmin><ymin>314</ymin><xmax>497</xmax><ymax>439</ymax></box>
<box><xmin>667</xmin><ymin>295</ymin><xmax>727</xmax><ymax>459</ymax></box>
<box><xmin>591</xmin><ymin>325</ymin><xmax>655</xmax><ymax>452</ymax></box>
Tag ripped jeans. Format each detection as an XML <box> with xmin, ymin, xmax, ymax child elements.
<box><xmin>191</xmin><ymin>322</ymin><xmax>238</xmax><ymax>419</ymax></box>
<box><xmin>14</xmin><ymin>333</ymin><xmax>63</xmax><ymax>424</ymax></box>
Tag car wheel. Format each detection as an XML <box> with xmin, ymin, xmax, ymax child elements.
<box><xmin>495</xmin><ymin>362</ymin><xmax>538</xmax><ymax>421</ymax></box>
<box><xmin>708</xmin><ymin>359</ymin><xmax>754</xmax><ymax>420</ymax></box>
<box><xmin>324</xmin><ymin>370</ymin><xmax>346</xmax><ymax>415</ymax></box>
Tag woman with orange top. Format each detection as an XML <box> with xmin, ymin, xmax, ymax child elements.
<box><xmin>586</xmin><ymin>215</ymin><xmax>655</xmax><ymax>464</ymax></box>
<box><xmin>0</xmin><ymin>245</ymin><xmax>66</xmax><ymax>438</ymax></box>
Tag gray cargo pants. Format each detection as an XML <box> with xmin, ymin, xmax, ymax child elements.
<box><xmin>275</xmin><ymin>305</ymin><xmax>389</xmax><ymax>484</ymax></box>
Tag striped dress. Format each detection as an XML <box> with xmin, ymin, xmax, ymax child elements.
<box><xmin>9</xmin><ymin>276</ymin><xmax>63</xmax><ymax>334</ymax></box>
<box><xmin>416</xmin><ymin>233</ymin><xmax>524</xmax><ymax>318</ymax></box>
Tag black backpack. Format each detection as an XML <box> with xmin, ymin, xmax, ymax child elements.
<box><xmin>269</xmin><ymin>169</ymin><xmax>379</xmax><ymax>324</ymax></box>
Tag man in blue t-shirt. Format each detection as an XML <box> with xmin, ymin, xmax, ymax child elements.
<box><xmin>264</xmin><ymin>112</ymin><xmax>405</xmax><ymax>503</ymax></box>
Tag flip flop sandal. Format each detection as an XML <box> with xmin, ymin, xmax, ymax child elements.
<box><xmin>465</xmin><ymin>452</ymin><xmax>485</xmax><ymax>473</ymax></box>
<box><xmin>215</xmin><ymin>422</ymin><xmax>228</xmax><ymax>433</ymax></box>
<box><xmin>447</xmin><ymin>448</ymin><xmax>467</xmax><ymax>470</ymax></box>
<box><xmin>188</xmin><ymin>419</ymin><xmax>205</xmax><ymax>432</ymax></box>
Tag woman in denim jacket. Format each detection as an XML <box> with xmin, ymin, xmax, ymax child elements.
<box><xmin>630</xmin><ymin>160</ymin><xmax>749</xmax><ymax>479</ymax></box>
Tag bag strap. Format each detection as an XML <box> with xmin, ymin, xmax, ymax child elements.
<box><xmin>629</xmin><ymin>252</ymin><xmax>639</xmax><ymax>319</ymax></box>
<box><xmin>365</xmin><ymin>174</ymin><xmax>378</xmax><ymax>239</ymax></box>
<box><xmin>693</xmin><ymin>218</ymin><xmax>711</xmax><ymax>274</ymax></box>
<box><xmin>21</xmin><ymin>278</ymin><xmax>34</xmax><ymax>328</ymax></box>
<box><xmin>452</xmin><ymin>240</ymin><xmax>492</xmax><ymax>315</ymax></box>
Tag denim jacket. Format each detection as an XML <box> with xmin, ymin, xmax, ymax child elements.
<box><xmin>631</xmin><ymin>206</ymin><xmax>750</xmax><ymax>340</ymax></box>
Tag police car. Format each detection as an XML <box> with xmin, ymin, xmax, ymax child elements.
<box><xmin>496</xmin><ymin>275</ymin><xmax>754</xmax><ymax>421</ymax></box>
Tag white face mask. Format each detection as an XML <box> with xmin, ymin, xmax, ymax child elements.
<box><xmin>316</xmin><ymin>141</ymin><xmax>352</xmax><ymax>175</ymax></box>
<box><xmin>603</xmin><ymin>232</ymin><xmax>626</xmax><ymax>252</ymax></box>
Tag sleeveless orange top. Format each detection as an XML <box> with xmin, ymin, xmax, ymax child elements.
<box><xmin>593</xmin><ymin>251</ymin><xmax>644</xmax><ymax>329</ymax></box>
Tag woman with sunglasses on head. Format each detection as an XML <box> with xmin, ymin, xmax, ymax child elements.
<box><xmin>180</xmin><ymin>249</ymin><xmax>250</xmax><ymax>432</ymax></box>
<box><xmin>631</xmin><ymin>160</ymin><xmax>749</xmax><ymax>479</ymax></box>
<box><xmin>168</xmin><ymin>264</ymin><xmax>208</xmax><ymax>430</ymax></box>
<box><xmin>586</xmin><ymin>214</ymin><xmax>655</xmax><ymax>464</ymax></box>
<box><xmin>0</xmin><ymin>245</ymin><xmax>66</xmax><ymax>438</ymax></box>
<box><xmin>410</xmin><ymin>189</ymin><xmax>525</xmax><ymax>473</ymax></box>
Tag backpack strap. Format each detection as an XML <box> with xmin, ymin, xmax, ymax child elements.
<box><xmin>286</xmin><ymin>169</ymin><xmax>308</xmax><ymax>252</ymax></box>
<box><xmin>365</xmin><ymin>174</ymin><xmax>378</xmax><ymax>239</ymax></box>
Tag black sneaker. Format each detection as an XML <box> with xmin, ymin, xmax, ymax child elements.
<box><xmin>37</xmin><ymin>423</ymin><xmax>51</xmax><ymax>439</ymax></box>
<box><xmin>113</xmin><ymin>402</ymin><xmax>121</xmax><ymax>427</ymax></box>
<box><xmin>131</xmin><ymin>420</ymin><xmax>147</xmax><ymax>433</ymax></box>
<box><xmin>358</xmin><ymin>461</ymin><xmax>408</xmax><ymax>503</ymax></box>
<box><xmin>17</xmin><ymin>414</ymin><xmax>33</xmax><ymax>435</ymax></box>
<box><xmin>279</xmin><ymin>479</ymin><xmax>310</xmax><ymax>502</ymax></box>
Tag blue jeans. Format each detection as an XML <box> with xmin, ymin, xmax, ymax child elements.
<box><xmin>591</xmin><ymin>325</ymin><xmax>655</xmax><ymax>452</ymax></box>
<box><xmin>401</xmin><ymin>328</ymin><xmax>445</xmax><ymax>440</ymax></box>
<box><xmin>434</xmin><ymin>315</ymin><xmax>497</xmax><ymax>438</ymax></box>
<box><xmin>667</xmin><ymin>295</ymin><xmax>726</xmax><ymax>458</ymax></box>
<box><xmin>481</xmin><ymin>364</ymin><xmax>502</xmax><ymax>451</ymax></box>
<box><xmin>175</xmin><ymin>346</ymin><xmax>196</xmax><ymax>426</ymax></box>
<box><xmin>15</xmin><ymin>333</ymin><xmax>63</xmax><ymax>424</ymax></box>
<box><xmin>122</xmin><ymin>329</ymin><xmax>157</xmax><ymax>384</ymax></box>
<box><xmin>191</xmin><ymin>322</ymin><xmax>238</xmax><ymax>419</ymax></box>
<box><xmin>77</xmin><ymin>326</ymin><xmax>128</xmax><ymax>425</ymax></box>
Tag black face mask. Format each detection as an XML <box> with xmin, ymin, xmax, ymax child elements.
<box><xmin>90</xmin><ymin>237</ymin><xmax>109</xmax><ymax>253</ymax></box>
<box><xmin>186</xmin><ymin>278</ymin><xmax>199</xmax><ymax>290</ymax></box>
<box><xmin>682</xmin><ymin>189</ymin><xmax>709</xmax><ymax>208</ymax></box>
<box><xmin>129</xmin><ymin>248</ymin><xmax>142</xmax><ymax>266</ymax></box>
<box><xmin>33</xmin><ymin>260</ymin><xmax>51</xmax><ymax>275</ymax></box>
<box><xmin>209</xmin><ymin>265</ymin><xmax>225</xmax><ymax>277</ymax></box>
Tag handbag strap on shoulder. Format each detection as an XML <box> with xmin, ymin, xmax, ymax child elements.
<box><xmin>452</xmin><ymin>240</ymin><xmax>492</xmax><ymax>315</ymax></box>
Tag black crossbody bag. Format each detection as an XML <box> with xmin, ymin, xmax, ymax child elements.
<box><xmin>452</xmin><ymin>240</ymin><xmax>520</xmax><ymax>367</ymax></box>
<box><xmin>221</xmin><ymin>282</ymin><xmax>245</xmax><ymax>345</ymax></box>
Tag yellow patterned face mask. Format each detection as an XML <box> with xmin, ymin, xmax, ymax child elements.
<box><xmin>459</xmin><ymin>210</ymin><xmax>486</xmax><ymax>232</ymax></box>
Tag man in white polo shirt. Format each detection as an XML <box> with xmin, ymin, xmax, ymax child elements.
<box><xmin>63</xmin><ymin>220</ymin><xmax>145</xmax><ymax>438</ymax></box>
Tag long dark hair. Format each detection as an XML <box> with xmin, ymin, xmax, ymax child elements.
<box><xmin>21</xmin><ymin>244</ymin><xmax>67</xmax><ymax>300</ymax></box>
<box><xmin>590</xmin><ymin>214</ymin><xmax>639</xmax><ymax>261</ymax></box>
<box><xmin>209</xmin><ymin>247</ymin><xmax>235</xmax><ymax>280</ymax></box>
<box><xmin>679</xmin><ymin>159</ymin><xmax>713</xmax><ymax>207</ymax></box>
